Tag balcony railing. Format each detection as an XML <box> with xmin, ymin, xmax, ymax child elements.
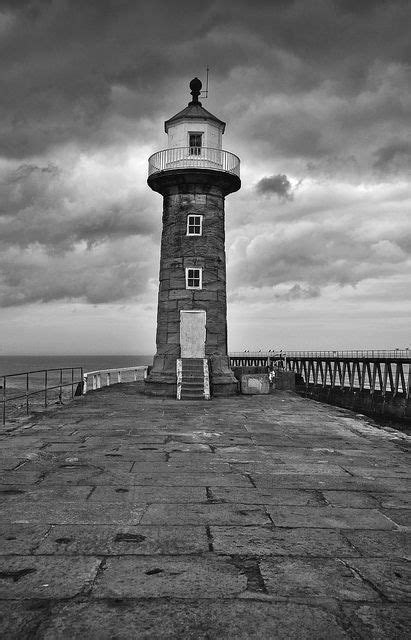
<box><xmin>148</xmin><ymin>147</ymin><xmax>240</xmax><ymax>178</ymax></box>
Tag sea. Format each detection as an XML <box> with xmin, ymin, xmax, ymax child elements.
<box><xmin>0</xmin><ymin>355</ymin><xmax>152</xmax><ymax>378</ymax></box>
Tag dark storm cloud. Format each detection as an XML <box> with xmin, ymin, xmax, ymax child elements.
<box><xmin>0</xmin><ymin>162</ymin><xmax>156</xmax><ymax>250</ymax></box>
<box><xmin>373</xmin><ymin>141</ymin><xmax>411</xmax><ymax>174</ymax></box>
<box><xmin>255</xmin><ymin>174</ymin><xmax>293</xmax><ymax>201</ymax></box>
<box><xmin>1</xmin><ymin>0</ymin><xmax>409</xmax><ymax>159</ymax></box>
<box><xmin>0</xmin><ymin>238</ymin><xmax>155</xmax><ymax>306</ymax></box>
<box><xmin>1</xmin><ymin>0</ymin><xmax>410</xmax><ymax>312</ymax></box>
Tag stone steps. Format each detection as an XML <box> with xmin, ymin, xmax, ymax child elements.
<box><xmin>178</xmin><ymin>358</ymin><xmax>209</xmax><ymax>400</ymax></box>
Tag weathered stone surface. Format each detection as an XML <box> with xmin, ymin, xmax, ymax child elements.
<box><xmin>260</xmin><ymin>557</ymin><xmax>380</xmax><ymax>601</ymax></box>
<box><xmin>123</xmin><ymin>472</ymin><xmax>252</xmax><ymax>487</ymax></box>
<box><xmin>0</xmin><ymin>384</ymin><xmax>409</xmax><ymax>637</ymax></box>
<box><xmin>90</xmin><ymin>485</ymin><xmax>206</xmax><ymax>504</ymax></box>
<box><xmin>0</xmin><ymin>501</ymin><xmax>146</xmax><ymax>524</ymax></box>
<box><xmin>0</xmin><ymin>556</ymin><xmax>101</xmax><ymax>598</ymax></box>
<box><xmin>343</xmin><ymin>530</ymin><xmax>410</xmax><ymax>558</ymax></box>
<box><xmin>380</xmin><ymin>508</ymin><xmax>410</xmax><ymax>527</ymax></box>
<box><xmin>346</xmin><ymin>559</ymin><xmax>411</xmax><ymax>600</ymax></box>
<box><xmin>266</xmin><ymin>506</ymin><xmax>397</xmax><ymax>529</ymax></box>
<box><xmin>140</xmin><ymin>503</ymin><xmax>271</xmax><ymax>526</ymax></box>
<box><xmin>0</xmin><ymin>524</ymin><xmax>50</xmax><ymax>555</ymax></box>
<box><xmin>37</xmin><ymin>599</ymin><xmax>349</xmax><ymax>640</ymax></box>
<box><xmin>342</xmin><ymin>603</ymin><xmax>411</xmax><ymax>639</ymax></box>
<box><xmin>129</xmin><ymin>461</ymin><xmax>231</xmax><ymax>473</ymax></box>
<box><xmin>93</xmin><ymin>555</ymin><xmax>246</xmax><ymax>598</ymax></box>
<box><xmin>207</xmin><ymin>487</ymin><xmax>322</xmax><ymax>506</ymax></box>
<box><xmin>35</xmin><ymin>525</ymin><xmax>208</xmax><ymax>555</ymax></box>
<box><xmin>211</xmin><ymin>526</ymin><xmax>359</xmax><ymax>556</ymax></box>
<box><xmin>0</xmin><ymin>601</ymin><xmax>48</xmax><ymax>640</ymax></box>
<box><xmin>322</xmin><ymin>490</ymin><xmax>380</xmax><ymax>508</ymax></box>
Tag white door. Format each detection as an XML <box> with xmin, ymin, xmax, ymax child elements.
<box><xmin>180</xmin><ymin>310</ymin><xmax>206</xmax><ymax>358</ymax></box>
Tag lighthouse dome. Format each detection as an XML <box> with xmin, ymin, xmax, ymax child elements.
<box><xmin>165</xmin><ymin>78</ymin><xmax>226</xmax><ymax>150</ymax></box>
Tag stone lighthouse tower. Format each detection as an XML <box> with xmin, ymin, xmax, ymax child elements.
<box><xmin>145</xmin><ymin>78</ymin><xmax>240</xmax><ymax>398</ymax></box>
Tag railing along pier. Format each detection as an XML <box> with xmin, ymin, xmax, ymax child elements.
<box><xmin>1</xmin><ymin>367</ymin><xmax>83</xmax><ymax>426</ymax></box>
<box><xmin>82</xmin><ymin>366</ymin><xmax>148</xmax><ymax>394</ymax></box>
<box><xmin>229</xmin><ymin>350</ymin><xmax>411</xmax><ymax>421</ymax></box>
<box><xmin>286</xmin><ymin>353</ymin><xmax>411</xmax><ymax>399</ymax></box>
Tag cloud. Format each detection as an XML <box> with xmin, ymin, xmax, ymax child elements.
<box><xmin>227</xmin><ymin>180</ymin><xmax>411</xmax><ymax>300</ymax></box>
<box><xmin>373</xmin><ymin>141</ymin><xmax>411</xmax><ymax>174</ymax></box>
<box><xmin>0</xmin><ymin>237</ymin><xmax>157</xmax><ymax>307</ymax></box>
<box><xmin>255</xmin><ymin>174</ymin><xmax>294</xmax><ymax>201</ymax></box>
<box><xmin>0</xmin><ymin>155</ymin><xmax>158</xmax><ymax>251</ymax></box>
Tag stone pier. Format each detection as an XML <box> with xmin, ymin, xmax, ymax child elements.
<box><xmin>0</xmin><ymin>385</ymin><xmax>410</xmax><ymax>638</ymax></box>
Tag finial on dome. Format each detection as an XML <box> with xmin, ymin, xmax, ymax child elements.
<box><xmin>189</xmin><ymin>77</ymin><xmax>202</xmax><ymax>106</ymax></box>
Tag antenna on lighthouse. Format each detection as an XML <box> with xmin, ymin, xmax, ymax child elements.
<box><xmin>201</xmin><ymin>66</ymin><xmax>209</xmax><ymax>99</ymax></box>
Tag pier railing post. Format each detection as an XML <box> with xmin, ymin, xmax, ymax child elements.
<box><xmin>2</xmin><ymin>376</ymin><xmax>6</xmax><ymax>426</ymax></box>
<box><xmin>44</xmin><ymin>370</ymin><xmax>48</xmax><ymax>407</ymax></box>
<box><xmin>26</xmin><ymin>372</ymin><xmax>29</xmax><ymax>415</ymax></box>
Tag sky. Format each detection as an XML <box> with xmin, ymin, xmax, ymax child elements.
<box><xmin>1</xmin><ymin>0</ymin><xmax>410</xmax><ymax>355</ymax></box>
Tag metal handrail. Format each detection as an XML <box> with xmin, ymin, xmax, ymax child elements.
<box><xmin>285</xmin><ymin>350</ymin><xmax>411</xmax><ymax>360</ymax></box>
<box><xmin>1</xmin><ymin>367</ymin><xmax>83</xmax><ymax>426</ymax></box>
<box><xmin>148</xmin><ymin>147</ymin><xmax>240</xmax><ymax>178</ymax></box>
<box><xmin>229</xmin><ymin>350</ymin><xmax>411</xmax><ymax>360</ymax></box>
<box><xmin>83</xmin><ymin>366</ymin><xmax>148</xmax><ymax>394</ymax></box>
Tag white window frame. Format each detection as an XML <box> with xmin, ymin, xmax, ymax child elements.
<box><xmin>186</xmin><ymin>214</ymin><xmax>203</xmax><ymax>236</ymax></box>
<box><xmin>188</xmin><ymin>131</ymin><xmax>203</xmax><ymax>156</ymax></box>
<box><xmin>185</xmin><ymin>267</ymin><xmax>202</xmax><ymax>290</ymax></box>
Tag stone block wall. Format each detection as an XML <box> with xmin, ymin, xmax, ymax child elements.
<box><xmin>154</xmin><ymin>186</ymin><xmax>229</xmax><ymax>361</ymax></box>
<box><xmin>145</xmin><ymin>169</ymin><xmax>240</xmax><ymax>395</ymax></box>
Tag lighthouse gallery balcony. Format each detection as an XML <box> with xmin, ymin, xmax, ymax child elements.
<box><xmin>148</xmin><ymin>146</ymin><xmax>240</xmax><ymax>178</ymax></box>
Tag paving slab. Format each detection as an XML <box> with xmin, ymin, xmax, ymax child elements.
<box><xmin>266</xmin><ymin>506</ymin><xmax>398</xmax><ymax>529</ymax></box>
<box><xmin>343</xmin><ymin>530</ymin><xmax>410</xmax><ymax>559</ymax></box>
<box><xmin>345</xmin><ymin>558</ymin><xmax>411</xmax><ymax>601</ymax></box>
<box><xmin>35</xmin><ymin>524</ymin><xmax>208</xmax><ymax>555</ymax></box>
<box><xmin>33</xmin><ymin>600</ymin><xmax>350</xmax><ymax>640</ymax></box>
<box><xmin>92</xmin><ymin>555</ymin><xmax>246</xmax><ymax>598</ymax></box>
<box><xmin>0</xmin><ymin>382</ymin><xmax>409</xmax><ymax>638</ymax></box>
<box><xmin>260</xmin><ymin>557</ymin><xmax>380</xmax><ymax>602</ymax></box>
<box><xmin>342</xmin><ymin>603</ymin><xmax>411</xmax><ymax>639</ymax></box>
<box><xmin>0</xmin><ymin>500</ymin><xmax>146</xmax><ymax>524</ymax></box>
<box><xmin>140</xmin><ymin>503</ymin><xmax>271</xmax><ymax>526</ymax></box>
<box><xmin>90</xmin><ymin>485</ymin><xmax>206</xmax><ymax>504</ymax></box>
<box><xmin>208</xmin><ymin>487</ymin><xmax>322</xmax><ymax>506</ymax></box>
<box><xmin>0</xmin><ymin>524</ymin><xmax>51</xmax><ymax>555</ymax></box>
<box><xmin>0</xmin><ymin>556</ymin><xmax>101</xmax><ymax>598</ymax></box>
<box><xmin>211</xmin><ymin>525</ymin><xmax>360</xmax><ymax>556</ymax></box>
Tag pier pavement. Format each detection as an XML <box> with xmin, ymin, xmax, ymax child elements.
<box><xmin>0</xmin><ymin>383</ymin><xmax>410</xmax><ymax>639</ymax></box>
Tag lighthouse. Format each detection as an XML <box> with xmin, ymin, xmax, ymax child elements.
<box><xmin>145</xmin><ymin>78</ymin><xmax>240</xmax><ymax>398</ymax></box>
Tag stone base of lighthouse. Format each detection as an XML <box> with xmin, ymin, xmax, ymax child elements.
<box><xmin>144</xmin><ymin>169</ymin><xmax>239</xmax><ymax>398</ymax></box>
<box><xmin>144</xmin><ymin>354</ymin><xmax>237</xmax><ymax>398</ymax></box>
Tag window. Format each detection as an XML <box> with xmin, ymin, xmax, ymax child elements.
<box><xmin>187</xmin><ymin>214</ymin><xmax>203</xmax><ymax>236</ymax></box>
<box><xmin>186</xmin><ymin>267</ymin><xmax>202</xmax><ymax>289</ymax></box>
<box><xmin>189</xmin><ymin>132</ymin><xmax>202</xmax><ymax>155</ymax></box>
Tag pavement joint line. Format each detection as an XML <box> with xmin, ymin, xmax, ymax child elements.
<box><xmin>86</xmin><ymin>487</ymin><xmax>96</xmax><ymax>500</ymax></box>
<box><xmin>337</xmin><ymin>558</ymin><xmax>389</xmax><ymax>602</ymax></box>
<box><xmin>205</xmin><ymin>526</ymin><xmax>214</xmax><ymax>552</ymax></box>
<box><xmin>246</xmin><ymin>474</ymin><xmax>257</xmax><ymax>487</ymax></box>
<box><xmin>83</xmin><ymin>557</ymin><xmax>107</xmax><ymax>596</ymax></box>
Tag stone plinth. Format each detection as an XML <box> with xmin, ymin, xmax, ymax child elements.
<box><xmin>240</xmin><ymin>373</ymin><xmax>270</xmax><ymax>395</ymax></box>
